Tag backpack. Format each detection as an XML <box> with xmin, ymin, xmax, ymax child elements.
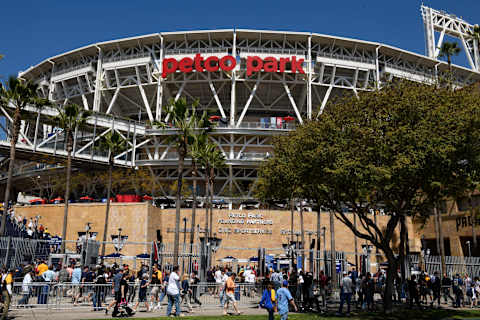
<box><xmin>259</xmin><ymin>289</ymin><xmax>274</xmax><ymax>311</ymax></box>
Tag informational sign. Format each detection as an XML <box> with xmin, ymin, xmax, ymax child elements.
<box><xmin>336</xmin><ymin>260</ymin><xmax>341</xmax><ymax>273</ymax></box>
<box><xmin>217</xmin><ymin>212</ymin><xmax>273</xmax><ymax>235</ymax></box>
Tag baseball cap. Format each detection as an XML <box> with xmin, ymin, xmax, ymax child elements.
<box><xmin>283</xmin><ymin>280</ymin><xmax>289</xmax><ymax>286</ymax></box>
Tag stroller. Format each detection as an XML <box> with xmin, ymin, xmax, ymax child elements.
<box><xmin>112</xmin><ymin>299</ymin><xmax>135</xmax><ymax>318</ymax></box>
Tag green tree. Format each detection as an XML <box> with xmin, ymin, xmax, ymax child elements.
<box><xmin>255</xmin><ymin>138</ymin><xmax>308</xmax><ymax>274</ymax></box>
<box><xmin>97</xmin><ymin>131</ymin><xmax>127</xmax><ymax>259</ymax></box>
<box><xmin>260</xmin><ymin>80</ymin><xmax>480</xmax><ymax>313</ymax></box>
<box><xmin>0</xmin><ymin>76</ymin><xmax>49</xmax><ymax>236</ymax></box>
<box><xmin>53</xmin><ymin>103</ymin><xmax>91</xmax><ymax>253</ymax></box>
<box><xmin>158</xmin><ymin>98</ymin><xmax>208</xmax><ymax>264</ymax></box>
<box><xmin>439</xmin><ymin>41</ymin><xmax>462</xmax><ymax>72</ymax></box>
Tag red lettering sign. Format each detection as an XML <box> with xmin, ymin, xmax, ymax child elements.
<box><xmin>161</xmin><ymin>54</ymin><xmax>305</xmax><ymax>78</ymax></box>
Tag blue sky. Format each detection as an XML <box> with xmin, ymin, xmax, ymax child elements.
<box><xmin>0</xmin><ymin>0</ymin><xmax>479</xmax><ymax>78</ymax></box>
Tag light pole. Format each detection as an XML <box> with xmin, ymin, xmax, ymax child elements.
<box><xmin>321</xmin><ymin>226</ymin><xmax>326</xmax><ymax>272</ymax></box>
<box><xmin>182</xmin><ymin>217</ymin><xmax>187</xmax><ymax>273</ymax></box>
<box><xmin>466</xmin><ymin>241</ymin><xmax>472</xmax><ymax>257</ymax></box>
<box><xmin>83</xmin><ymin>222</ymin><xmax>91</xmax><ymax>266</ymax></box>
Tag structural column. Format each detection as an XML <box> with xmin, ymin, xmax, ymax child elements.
<box><xmin>156</xmin><ymin>34</ymin><xmax>164</xmax><ymax>121</ymax></box>
<box><xmin>93</xmin><ymin>48</ymin><xmax>103</xmax><ymax>112</ymax></box>
<box><xmin>230</xmin><ymin>30</ymin><xmax>237</xmax><ymax>127</ymax></box>
<box><xmin>307</xmin><ymin>34</ymin><xmax>312</xmax><ymax>120</ymax></box>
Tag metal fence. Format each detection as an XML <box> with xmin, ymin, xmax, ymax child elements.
<box><xmin>408</xmin><ymin>255</ymin><xmax>480</xmax><ymax>277</ymax></box>
<box><xmin>7</xmin><ymin>282</ymin><xmax>261</xmax><ymax>311</ymax></box>
<box><xmin>0</xmin><ymin>237</ymin><xmax>201</xmax><ymax>276</ymax></box>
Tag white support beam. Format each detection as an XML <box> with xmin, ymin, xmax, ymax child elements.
<box><xmin>156</xmin><ymin>35</ymin><xmax>164</xmax><ymax>121</ymax></box>
<box><xmin>307</xmin><ymin>34</ymin><xmax>312</xmax><ymax>120</ymax></box>
<box><xmin>106</xmin><ymin>88</ymin><xmax>120</xmax><ymax>114</ymax></box>
<box><xmin>75</xmin><ymin>128</ymin><xmax>112</xmax><ymax>155</ymax></box>
<box><xmin>283</xmin><ymin>81</ymin><xmax>303</xmax><ymax>124</ymax></box>
<box><xmin>318</xmin><ymin>85</ymin><xmax>333</xmax><ymax>116</ymax></box>
<box><xmin>81</xmin><ymin>95</ymin><xmax>89</xmax><ymax>111</ymax></box>
<box><xmin>230</xmin><ymin>29</ymin><xmax>237</xmax><ymax>127</ymax></box>
<box><xmin>208</xmin><ymin>79</ymin><xmax>227</xmax><ymax>118</ymax></box>
<box><xmin>459</xmin><ymin>33</ymin><xmax>476</xmax><ymax>70</ymax></box>
<box><xmin>138</xmin><ymin>85</ymin><xmax>154</xmax><ymax>122</ymax></box>
<box><xmin>236</xmin><ymin>77</ymin><xmax>260</xmax><ymax>128</ymax></box>
<box><xmin>93</xmin><ymin>48</ymin><xmax>103</xmax><ymax>112</ymax></box>
<box><xmin>434</xmin><ymin>29</ymin><xmax>445</xmax><ymax>58</ymax></box>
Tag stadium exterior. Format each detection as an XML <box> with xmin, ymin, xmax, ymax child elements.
<box><xmin>7</xmin><ymin>13</ymin><xmax>480</xmax><ymax>199</ymax></box>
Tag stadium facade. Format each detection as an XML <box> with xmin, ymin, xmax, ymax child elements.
<box><xmin>4</xmin><ymin>6</ymin><xmax>480</xmax><ymax>199</ymax></box>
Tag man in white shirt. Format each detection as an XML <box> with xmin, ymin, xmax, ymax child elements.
<box><xmin>166</xmin><ymin>266</ymin><xmax>181</xmax><ymax>317</ymax></box>
<box><xmin>338</xmin><ymin>271</ymin><xmax>353</xmax><ymax>315</ymax></box>
<box><xmin>214</xmin><ymin>268</ymin><xmax>223</xmax><ymax>295</ymax></box>
<box><xmin>19</xmin><ymin>270</ymin><xmax>34</xmax><ymax>305</ymax></box>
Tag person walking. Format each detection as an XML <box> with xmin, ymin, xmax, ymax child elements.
<box><xmin>1</xmin><ymin>268</ymin><xmax>13</xmax><ymax>320</ymax></box>
<box><xmin>260</xmin><ymin>283</ymin><xmax>276</xmax><ymax>320</ymax></box>
<box><xmin>189</xmin><ymin>271</ymin><xmax>202</xmax><ymax>307</ymax></box>
<box><xmin>408</xmin><ymin>274</ymin><xmax>420</xmax><ymax>308</ymax></box>
<box><xmin>223</xmin><ymin>273</ymin><xmax>241</xmax><ymax>316</ymax></box>
<box><xmin>71</xmin><ymin>262</ymin><xmax>82</xmax><ymax>305</ymax></box>
<box><xmin>166</xmin><ymin>265</ymin><xmax>181</xmax><ymax>317</ymax></box>
<box><xmin>93</xmin><ymin>269</ymin><xmax>106</xmax><ymax>311</ymax></box>
<box><xmin>431</xmin><ymin>271</ymin><xmax>441</xmax><ymax>308</ymax></box>
<box><xmin>19</xmin><ymin>270</ymin><xmax>34</xmax><ymax>305</ymax></box>
<box><xmin>180</xmin><ymin>274</ymin><xmax>193</xmax><ymax>313</ymax></box>
<box><xmin>318</xmin><ymin>270</ymin><xmax>328</xmax><ymax>312</ymax></box>
<box><xmin>133</xmin><ymin>273</ymin><xmax>150</xmax><ymax>312</ymax></box>
<box><xmin>150</xmin><ymin>264</ymin><xmax>162</xmax><ymax>310</ymax></box>
<box><xmin>276</xmin><ymin>280</ymin><xmax>298</xmax><ymax>320</ymax></box>
<box><xmin>442</xmin><ymin>273</ymin><xmax>454</xmax><ymax>306</ymax></box>
<box><xmin>338</xmin><ymin>271</ymin><xmax>353</xmax><ymax>316</ymax></box>
<box><xmin>105</xmin><ymin>268</ymin><xmax>123</xmax><ymax>315</ymax></box>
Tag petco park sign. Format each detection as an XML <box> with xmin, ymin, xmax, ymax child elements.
<box><xmin>162</xmin><ymin>53</ymin><xmax>305</xmax><ymax>78</ymax></box>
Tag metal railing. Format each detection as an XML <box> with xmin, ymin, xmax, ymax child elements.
<box><xmin>7</xmin><ymin>282</ymin><xmax>261</xmax><ymax>310</ymax></box>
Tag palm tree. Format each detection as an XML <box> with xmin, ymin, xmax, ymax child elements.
<box><xmin>0</xmin><ymin>76</ymin><xmax>48</xmax><ymax>236</ymax></box>
<box><xmin>159</xmin><ymin>98</ymin><xmax>207</xmax><ymax>264</ymax></box>
<box><xmin>187</xmin><ymin>116</ymin><xmax>211</xmax><ymax>268</ymax></box>
<box><xmin>439</xmin><ymin>42</ymin><xmax>461</xmax><ymax>72</ymax></box>
<box><xmin>197</xmin><ymin>143</ymin><xmax>225</xmax><ymax>238</ymax></box>
<box><xmin>207</xmin><ymin>146</ymin><xmax>225</xmax><ymax>238</ymax></box>
<box><xmin>97</xmin><ymin>131</ymin><xmax>127</xmax><ymax>259</ymax></box>
<box><xmin>53</xmin><ymin>103</ymin><xmax>91</xmax><ymax>253</ymax></box>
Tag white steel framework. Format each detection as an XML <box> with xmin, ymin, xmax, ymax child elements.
<box><xmin>422</xmin><ymin>5</ymin><xmax>480</xmax><ymax>71</ymax></box>
<box><xmin>8</xmin><ymin>28</ymin><xmax>480</xmax><ymax>198</ymax></box>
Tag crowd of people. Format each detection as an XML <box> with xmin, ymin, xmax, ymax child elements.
<box><xmin>3</xmin><ymin>209</ymin><xmax>54</xmax><ymax>240</ymax></box>
<box><xmin>1</xmin><ymin>257</ymin><xmax>480</xmax><ymax>319</ymax></box>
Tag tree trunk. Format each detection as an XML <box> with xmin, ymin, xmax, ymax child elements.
<box><xmin>209</xmin><ymin>171</ymin><xmax>214</xmax><ymax>238</ymax></box>
<box><xmin>101</xmin><ymin>160</ymin><xmax>113</xmax><ymax>260</ymax></box>
<box><xmin>61</xmin><ymin>130</ymin><xmax>73</xmax><ymax>254</ymax></box>
<box><xmin>399</xmin><ymin>216</ymin><xmax>407</xmax><ymax>286</ymax></box>
<box><xmin>0</xmin><ymin>108</ymin><xmax>21</xmax><ymax>236</ymax></box>
<box><xmin>354</xmin><ymin>214</ymin><xmax>359</xmax><ymax>273</ymax></box>
<box><xmin>299</xmin><ymin>202</ymin><xmax>305</xmax><ymax>271</ymax></box>
<box><xmin>434</xmin><ymin>204</ymin><xmax>446</xmax><ymax>275</ymax></box>
<box><xmin>316</xmin><ymin>205</ymin><xmax>321</xmax><ymax>279</ymax></box>
<box><xmin>329</xmin><ymin>210</ymin><xmax>336</xmax><ymax>287</ymax></box>
<box><xmin>173</xmin><ymin>152</ymin><xmax>184</xmax><ymax>265</ymax></box>
<box><xmin>189</xmin><ymin>164</ymin><xmax>197</xmax><ymax>273</ymax></box>
<box><xmin>204</xmin><ymin>176</ymin><xmax>209</xmax><ymax>238</ymax></box>
<box><xmin>433</xmin><ymin>206</ymin><xmax>441</xmax><ymax>255</ymax></box>
<box><xmin>383</xmin><ymin>253</ymin><xmax>397</xmax><ymax>314</ymax></box>
<box><xmin>290</xmin><ymin>198</ymin><xmax>294</xmax><ymax>244</ymax></box>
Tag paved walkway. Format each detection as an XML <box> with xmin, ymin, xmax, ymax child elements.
<box><xmin>8</xmin><ymin>306</ymin><xmax>263</xmax><ymax>320</ymax></box>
